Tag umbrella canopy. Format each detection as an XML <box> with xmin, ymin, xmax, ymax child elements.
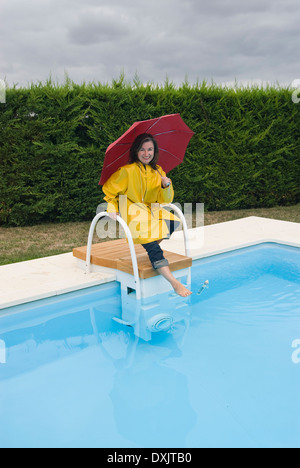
<box><xmin>99</xmin><ymin>113</ymin><xmax>194</xmax><ymax>185</ymax></box>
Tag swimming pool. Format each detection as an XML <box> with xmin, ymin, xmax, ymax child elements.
<box><xmin>0</xmin><ymin>242</ymin><xmax>299</xmax><ymax>448</ymax></box>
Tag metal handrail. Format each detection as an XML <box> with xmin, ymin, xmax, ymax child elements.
<box><xmin>160</xmin><ymin>203</ymin><xmax>191</xmax><ymax>287</ymax></box>
<box><xmin>85</xmin><ymin>211</ymin><xmax>141</xmax><ymax>300</ymax></box>
<box><xmin>160</xmin><ymin>203</ymin><xmax>190</xmax><ymax>257</ymax></box>
<box><xmin>85</xmin><ymin>205</ymin><xmax>191</xmax><ymax>300</ymax></box>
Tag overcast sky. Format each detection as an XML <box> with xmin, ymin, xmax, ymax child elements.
<box><xmin>1</xmin><ymin>0</ymin><xmax>299</xmax><ymax>88</ymax></box>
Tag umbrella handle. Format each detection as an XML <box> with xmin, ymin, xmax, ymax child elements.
<box><xmin>157</xmin><ymin>169</ymin><xmax>170</xmax><ymax>188</ymax></box>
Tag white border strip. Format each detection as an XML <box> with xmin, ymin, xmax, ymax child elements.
<box><xmin>0</xmin><ymin>217</ymin><xmax>299</xmax><ymax>311</ymax></box>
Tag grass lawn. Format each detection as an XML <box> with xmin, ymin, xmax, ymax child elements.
<box><xmin>0</xmin><ymin>204</ymin><xmax>299</xmax><ymax>266</ymax></box>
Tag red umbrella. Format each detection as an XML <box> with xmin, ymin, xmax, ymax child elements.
<box><xmin>99</xmin><ymin>113</ymin><xmax>194</xmax><ymax>185</ymax></box>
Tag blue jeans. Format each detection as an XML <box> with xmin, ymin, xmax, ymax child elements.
<box><xmin>142</xmin><ymin>220</ymin><xmax>180</xmax><ymax>269</ymax></box>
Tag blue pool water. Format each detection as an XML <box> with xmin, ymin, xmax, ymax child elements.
<box><xmin>0</xmin><ymin>243</ymin><xmax>299</xmax><ymax>448</ymax></box>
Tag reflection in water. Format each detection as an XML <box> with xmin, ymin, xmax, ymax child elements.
<box><xmin>2</xmin><ymin>244</ymin><xmax>299</xmax><ymax>447</ymax></box>
<box><xmin>90</xmin><ymin>307</ymin><xmax>197</xmax><ymax>446</ymax></box>
<box><xmin>111</xmin><ymin>361</ymin><xmax>197</xmax><ymax>447</ymax></box>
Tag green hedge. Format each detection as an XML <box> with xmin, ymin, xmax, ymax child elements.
<box><xmin>0</xmin><ymin>76</ymin><xmax>299</xmax><ymax>226</ymax></box>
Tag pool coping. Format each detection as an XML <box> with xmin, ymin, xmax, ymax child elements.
<box><xmin>0</xmin><ymin>216</ymin><xmax>299</xmax><ymax>311</ymax></box>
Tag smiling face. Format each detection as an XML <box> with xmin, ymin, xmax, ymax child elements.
<box><xmin>129</xmin><ymin>133</ymin><xmax>159</xmax><ymax>169</ymax></box>
<box><xmin>137</xmin><ymin>140</ymin><xmax>155</xmax><ymax>165</ymax></box>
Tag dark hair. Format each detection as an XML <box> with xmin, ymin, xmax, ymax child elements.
<box><xmin>129</xmin><ymin>133</ymin><xmax>159</xmax><ymax>169</ymax></box>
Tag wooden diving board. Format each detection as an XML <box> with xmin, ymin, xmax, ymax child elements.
<box><xmin>73</xmin><ymin>239</ymin><xmax>192</xmax><ymax>280</ymax></box>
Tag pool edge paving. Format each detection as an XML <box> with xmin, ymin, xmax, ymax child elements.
<box><xmin>1</xmin><ymin>216</ymin><xmax>299</xmax><ymax>311</ymax></box>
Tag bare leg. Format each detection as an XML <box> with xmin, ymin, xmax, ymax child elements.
<box><xmin>157</xmin><ymin>265</ymin><xmax>192</xmax><ymax>297</ymax></box>
<box><xmin>141</xmin><ymin>239</ymin><xmax>191</xmax><ymax>297</ymax></box>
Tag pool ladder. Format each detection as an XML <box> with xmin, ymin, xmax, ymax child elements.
<box><xmin>85</xmin><ymin>204</ymin><xmax>192</xmax><ymax>341</ymax></box>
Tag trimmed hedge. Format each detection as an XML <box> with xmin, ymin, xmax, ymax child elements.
<box><xmin>0</xmin><ymin>77</ymin><xmax>299</xmax><ymax>226</ymax></box>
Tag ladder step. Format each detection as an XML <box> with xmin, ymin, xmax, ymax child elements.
<box><xmin>73</xmin><ymin>240</ymin><xmax>192</xmax><ymax>279</ymax></box>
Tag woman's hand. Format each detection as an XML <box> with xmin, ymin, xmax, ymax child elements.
<box><xmin>161</xmin><ymin>177</ymin><xmax>171</xmax><ymax>188</ymax></box>
<box><xmin>108</xmin><ymin>212</ymin><xmax>119</xmax><ymax>220</ymax></box>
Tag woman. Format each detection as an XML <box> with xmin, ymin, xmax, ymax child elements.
<box><xmin>102</xmin><ymin>133</ymin><xmax>192</xmax><ymax>297</ymax></box>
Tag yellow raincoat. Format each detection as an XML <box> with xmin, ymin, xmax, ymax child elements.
<box><xmin>102</xmin><ymin>162</ymin><xmax>179</xmax><ymax>244</ymax></box>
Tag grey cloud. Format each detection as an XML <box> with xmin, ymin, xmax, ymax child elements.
<box><xmin>0</xmin><ymin>0</ymin><xmax>299</xmax><ymax>87</ymax></box>
<box><xmin>68</xmin><ymin>13</ymin><xmax>130</xmax><ymax>46</ymax></box>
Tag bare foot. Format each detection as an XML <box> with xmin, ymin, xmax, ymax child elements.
<box><xmin>156</xmin><ymin>265</ymin><xmax>192</xmax><ymax>297</ymax></box>
<box><xmin>172</xmin><ymin>280</ymin><xmax>192</xmax><ymax>297</ymax></box>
